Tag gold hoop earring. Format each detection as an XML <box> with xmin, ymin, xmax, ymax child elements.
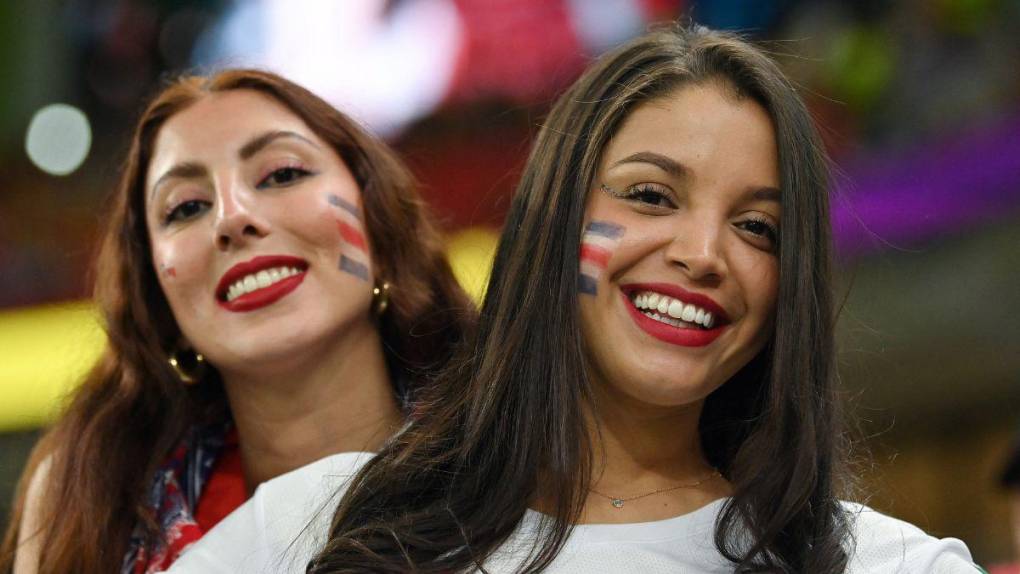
<box><xmin>168</xmin><ymin>349</ymin><xmax>206</xmax><ymax>385</ymax></box>
<box><xmin>372</xmin><ymin>281</ymin><xmax>391</xmax><ymax>317</ymax></box>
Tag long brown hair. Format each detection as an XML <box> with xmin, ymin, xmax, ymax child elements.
<box><xmin>312</xmin><ymin>24</ymin><xmax>851</xmax><ymax>573</ymax></box>
<box><xmin>0</xmin><ymin>69</ymin><xmax>474</xmax><ymax>574</ymax></box>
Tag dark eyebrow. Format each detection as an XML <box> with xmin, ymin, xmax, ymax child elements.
<box><xmin>150</xmin><ymin>162</ymin><xmax>207</xmax><ymax>200</ymax></box>
<box><xmin>610</xmin><ymin>151</ymin><xmax>688</xmax><ymax>178</ymax></box>
<box><xmin>238</xmin><ymin>130</ymin><xmax>320</xmax><ymax>160</ymax></box>
<box><xmin>749</xmin><ymin>186</ymin><xmax>782</xmax><ymax>203</ymax></box>
<box><xmin>149</xmin><ymin>131</ymin><xmax>320</xmax><ymax>201</ymax></box>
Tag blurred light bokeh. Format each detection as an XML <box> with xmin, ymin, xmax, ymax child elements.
<box><xmin>1</xmin><ymin>0</ymin><xmax>1018</xmax><ymax>565</ymax></box>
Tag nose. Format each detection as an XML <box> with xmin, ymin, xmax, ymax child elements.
<box><xmin>663</xmin><ymin>218</ymin><xmax>727</xmax><ymax>283</ymax></box>
<box><xmin>213</xmin><ymin>180</ymin><xmax>270</xmax><ymax>251</ymax></box>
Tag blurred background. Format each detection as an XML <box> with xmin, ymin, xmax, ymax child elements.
<box><xmin>1</xmin><ymin>0</ymin><xmax>1018</xmax><ymax>566</ymax></box>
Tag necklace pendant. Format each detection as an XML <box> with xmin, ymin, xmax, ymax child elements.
<box><xmin>610</xmin><ymin>498</ymin><xmax>624</xmax><ymax>508</ymax></box>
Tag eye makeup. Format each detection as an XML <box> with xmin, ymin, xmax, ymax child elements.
<box><xmin>327</xmin><ymin>193</ymin><xmax>371</xmax><ymax>282</ymax></box>
<box><xmin>579</xmin><ymin>220</ymin><xmax>625</xmax><ymax>295</ymax></box>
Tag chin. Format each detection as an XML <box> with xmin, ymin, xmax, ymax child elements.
<box><xmin>614</xmin><ymin>370</ymin><xmax>720</xmax><ymax>409</ymax></box>
<box><xmin>211</xmin><ymin>324</ymin><xmax>329</xmax><ymax>371</ymax></box>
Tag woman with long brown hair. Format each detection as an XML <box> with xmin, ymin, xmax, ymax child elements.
<box><xmin>0</xmin><ymin>69</ymin><xmax>473</xmax><ymax>574</ymax></box>
<box><xmin>167</xmin><ymin>25</ymin><xmax>976</xmax><ymax>573</ymax></box>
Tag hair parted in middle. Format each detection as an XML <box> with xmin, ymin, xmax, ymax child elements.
<box><xmin>311</xmin><ymin>24</ymin><xmax>851</xmax><ymax>573</ymax></box>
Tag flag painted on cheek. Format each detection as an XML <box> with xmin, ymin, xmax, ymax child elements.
<box><xmin>579</xmin><ymin>220</ymin><xmax>625</xmax><ymax>295</ymax></box>
<box><xmin>327</xmin><ymin>194</ymin><xmax>371</xmax><ymax>282</ymax></box>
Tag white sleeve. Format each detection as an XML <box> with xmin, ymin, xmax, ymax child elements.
<box><xmin>161</xmin><ymin>452</ymin><xmax>372</xmax><ymax>574</ymax></box>
<box><xmin>844</xmin><ymin>503</ymin><xmax>979</xmax><ymax>574</ymax></box>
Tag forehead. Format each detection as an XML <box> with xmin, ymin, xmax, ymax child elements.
<box><xmin>146</xmin><ymin>89</ymin><xmax>320</xmax><ymax>186</ymax></box>
<box><xmin>601</xmin><ymin>81</ymin><xmax>778</xmax><ymax>175</ymax></box>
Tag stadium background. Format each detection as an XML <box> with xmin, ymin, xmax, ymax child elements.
<box><xmin>1</xmin><ymin>0</ymin><xmax>1018</xmax><ymax>565</ymax></box>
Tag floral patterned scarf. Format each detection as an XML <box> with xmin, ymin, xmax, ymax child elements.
<box><xmin>121</xmin><ymin>422</ymin><xmax>233</xmax><ymax>574</ymax></box>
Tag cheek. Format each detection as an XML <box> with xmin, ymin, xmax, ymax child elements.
<box><xmin>737</xmin><ymin>254</ymin><xmax>779</xmax><ymax>333</ymax></box>
<box><xmin>756</xmin><ymin>259</ymin><xmax>780</xmax><ymax>314</ymax></box>
<box><xmin>323</xmin><ymin>192</ymin><xmax>372</xmax><ymax>282</ymax></box>
<box><xmin>150</xmin><ymin>235</ymin><xmax>210</xmax><ymax>304</ymax></box>
<box><xmin>579</xmin><ymin>220</ymin><xmax>626</xmax><ymax>295</ymax></box>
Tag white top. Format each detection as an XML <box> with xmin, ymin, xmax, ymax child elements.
<box><xmin>164</xmin><ymin>452</ymin><xmax>373</xmax><ymax>574</ymax></box>
<box><xmin>165</xmin><ymin>453</ymin><xmax>978</xmax><ymax>574</ymax></box>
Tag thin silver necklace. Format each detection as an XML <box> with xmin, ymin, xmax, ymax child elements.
<box><xmin>589</xmin><ymin>469</ymin><xmax>721</xmax><ymax>509</ymax></box>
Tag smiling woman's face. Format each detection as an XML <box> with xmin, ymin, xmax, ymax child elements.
<box><xmin>578</xmin><ymin>81</ymin><xmax>781</xmax><ymax>409</ymax></box>
<box><xmin>145</xmin><ymin>89</ymin><xmax>376</xmax><ymax>377</ymax></box>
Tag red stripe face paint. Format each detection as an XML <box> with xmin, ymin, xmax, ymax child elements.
<box><xmin>327</xmin><ymin>193</ymin><xmax>371</xmax><ymax>281</ymax></box>
<box><xmin>336</xmin><ymin>220</ymin><xmax>368</xmax><ymax>252</ymax></box>
<box><xmin>579</xmin><ymin>220</ymin><xmax>625</xmax><ymax>295</ymax></box>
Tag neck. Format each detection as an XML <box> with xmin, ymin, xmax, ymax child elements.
<box><xmin>576</xmin><ymin>381</ymin><xmax>731</xmax><ymax>523</ymax></box>
<box><xmin>220</xmin><ymin>321</ymin><xmax>401</xmax><ymax>494</ymax></box>
<box><xmin>588</xmin><ymin>393</ymin><xmax>711</xmax><ymax>487</ymax></box>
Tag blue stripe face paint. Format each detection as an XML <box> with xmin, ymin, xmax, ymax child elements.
<box><xmin>339</xmin><ymin>255</ymin><xmax>370</xmax><ymax>282</ymax></box>
<box><xmin>327</xmin><ymin>193</ymin><xmax>362</xmax><ymax>219</ymax></box>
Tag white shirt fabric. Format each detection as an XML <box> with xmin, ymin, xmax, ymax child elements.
<box><xmin>164</xmin><ymin>452</ymin><xmax>373</xmax><ymax>574</ymax></box>
<box><xmin>165</xmin><ymin>452</ymin><xmax>978</xmax><ymax>574</ymax></box>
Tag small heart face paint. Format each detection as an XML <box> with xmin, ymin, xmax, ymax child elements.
<box><xmin>579</xmin><ymin>220</ymin><xmax>625</xmax><ymax>295</ymax></box>
<box><xmin>327</xmin><ymin>193</ymin><xmax>371</xmax><ymax>282</ymax></box>
<box><xmin>159</xmin><ymin>263</ymin><xmax>177</xmax><ymax>278</ymax></box>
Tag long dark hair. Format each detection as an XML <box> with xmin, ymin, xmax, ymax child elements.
<box><xmin>311</xmin><ymin>24</ymin><xmax>850</xmax><ymax>573</ymax></box>
<box><xmin>0</xmin><ymin>69</ymin><xmax>475</xmax><ymax>574</ymax></box>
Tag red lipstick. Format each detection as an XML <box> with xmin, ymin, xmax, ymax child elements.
<box><xmin>620</xmin><ymin>283</ymin><xmax>730</xmax><ymax>347</ymax></box>
<box><xmin>216</xmin><ymin>255</ymin><xmax>308</xmax><ymax>313</ymax></box>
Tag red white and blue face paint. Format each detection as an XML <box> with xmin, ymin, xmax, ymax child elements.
<box><xmin>579</xmin><ymin>220</ymin><xmax>625</xmax><ymax>295</ymax></box>
<box><xmin>327</xmin><ymin>193</ymin><xmax>371</xmax><ymax>282</ymax></box>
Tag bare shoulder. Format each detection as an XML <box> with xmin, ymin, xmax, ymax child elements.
<box><xmin>12</xmin><ymin>455</ymin><xmax>54</xmax><ymax>574</ymax></box>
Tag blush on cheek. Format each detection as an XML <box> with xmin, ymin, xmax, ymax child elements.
<box><xmin>579</xmin><ymin>220</ymin><xmax>625</xmax><ymax>295</ymax></box>
<box><xmin>326</xmin><ymin>193</ymin><xmax>371</xmax><ymax>282</ymax></box>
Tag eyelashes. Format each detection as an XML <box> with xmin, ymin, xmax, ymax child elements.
<box><xmin>738</xmin><ymin>215</ymin><xmax>779</xmax><ymax>245</ymax></box>
<box><xmin>600</xmin><ymin>183</ymin><xmax>675</xmax><ymax>208</ymax></box>
<box><xmin>163</xmin><ymin>199</ymin><xmax>208</xmax><ymax>225</ymax></box>
<box><xmin>256</xmin><ymin>164</ymin><xmax>314</xmax><ymax>189</ymax></box>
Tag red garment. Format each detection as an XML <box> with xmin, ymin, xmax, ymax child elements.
<box><xmin>129</xmin><ymin>428</ymin><xmax>246</xmax><ymax>573</ymax></box>
<box><xmin>194</xmin><ymin>431</ymin><xmax>246</xmax><ymax>532</ymax></box>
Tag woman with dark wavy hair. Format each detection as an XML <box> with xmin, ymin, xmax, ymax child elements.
<box><xmin>0</xmin><ymin>69</ymin><xmax>473</xmax><ymax>574</ymax></box>
<box><xmin>166</xmin><ymin>25</ymin><xmax>975</xmax><ymax>573</ymax></box>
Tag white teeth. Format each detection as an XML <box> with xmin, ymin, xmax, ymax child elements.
<box><xmin>256</xmin><ymin>270</ymin><xmax>271</xmax><ymax>288</ymax></box>
<box><xmin>630</xmin><ymin>290</ymin><xmax>719</xmax><ymax>329</ymax></box>
<box><xmin>225</xmin><ymin>265</ymin><xmax>304</xmax><ymax>302</ymax></box>
<box><xmin>681</xmin><ymin>304</ymin><xmax>696</xmax><ymax>322</ymax></box>
<box><xmin>656</xmin><ymin>298</ymin><xmax>669</xmax><ymax>314</ymax></box>
<box><xmin>666</xmin><ymin>299</ymin><xmax>684</xmax><ymax>320</ymax></box>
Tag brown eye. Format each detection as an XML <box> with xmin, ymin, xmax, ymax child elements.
<box><xmin>164</xmin><ymin>200</ymin><xmax>209</xmax><ymax>224</ymax></box>
<box><xmin>257</xmin><ymin>166</ymin><xmax>311</xmax><ymax>189</ymax></box>
<box><xmin>737</xmin><ymin>217</ymin><xmax>779</xmax><ymax>247</ymax></box>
